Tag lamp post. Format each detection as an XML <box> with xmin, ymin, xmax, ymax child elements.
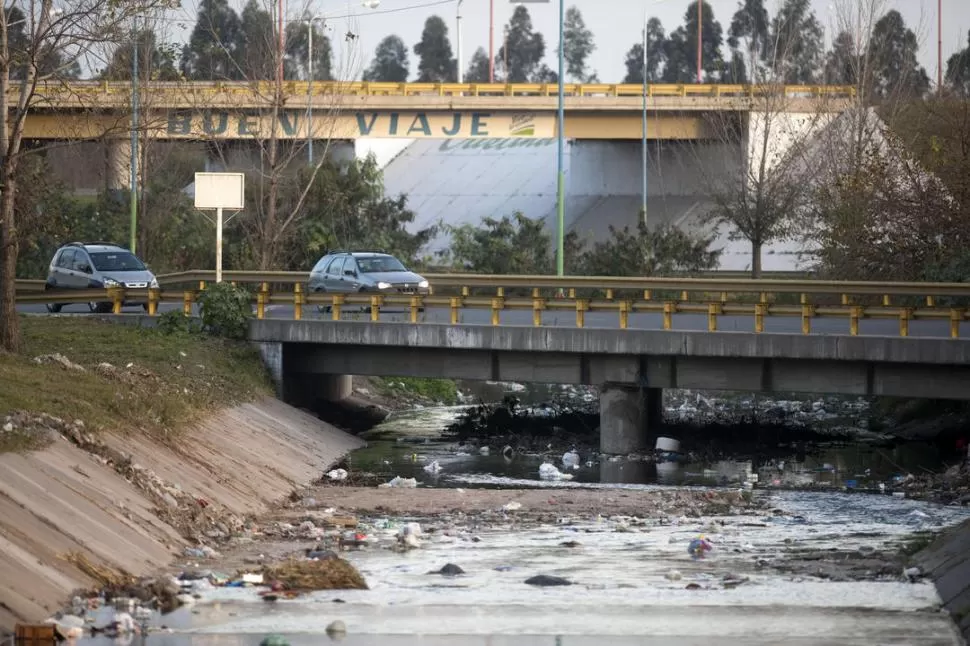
<box><xmin>306</xmin><ymin>15</ymin><xmax>319</xmax><ymax>165</ymax></box>
<box><xmin>641</xmin><ymin>11</ymin><xmax>647</xmax><ymax>225</ymax></box>
<box><xmin>306</xmin><ymin>1</ymin><xmax>380</xmax><ymax>165</ymax></box>
<box><xmin>130</xmin><ymin>16</ymin><xmax>139</xmax><ymax>253</ymax></box>
<box><xmin>555</xmin><ymin>0</ymin><xmax>564</xmax><ymax>277</ymax></box>
<box><xmin>456</xmin><ymin>0</ymin><xmax>463</xmax><ymax>83</ymax></box>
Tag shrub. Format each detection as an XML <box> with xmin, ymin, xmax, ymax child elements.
<box><xmin>156</xmin><ymin>310</ymin><xmax>202</xmax><ymax>336</ymax></box>
<box><xmin>196</xmin><ymin>282</ymin><xmax>252</xmax><ymax>340</ymax></box>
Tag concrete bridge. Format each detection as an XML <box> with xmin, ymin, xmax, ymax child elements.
<box><xmin>250</xmin><ymin>320</ymin><xmax>970</xmax><ymax>455</ymax></box>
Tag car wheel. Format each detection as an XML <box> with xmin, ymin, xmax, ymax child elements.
<box><xmin>89</xmin><ymin>302</ymin><xmax>112</xmax><ymax>314</ymax></box>
<box><xmin>313</xmin><ymin>288</ymin><xmax>332</xmax><ymax>314</ymax></box>
<box><xmin>44</xmin><ymin>284</ymin><xmax>62</xmax><ymax>313</ymax></box>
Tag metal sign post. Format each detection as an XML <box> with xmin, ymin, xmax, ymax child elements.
<box><xmin>194</xmin><ymin>172</ymin><xmax>245</xmax><ymax>283</ymax></box>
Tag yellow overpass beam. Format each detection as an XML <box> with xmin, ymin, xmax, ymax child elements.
<box><xmin>21</xmin><ymin>109</ymin><xmax>711</xmax><ymax>140</ymax></box>
<box><xmin>23</xmin><ymin>80</ymin><xmax>856</xmax><ymax>111</ymax></box>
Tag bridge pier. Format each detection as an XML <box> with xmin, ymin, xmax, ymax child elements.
<box><xmin>599</xmin><ymin>385</ymin><xmax>663</xmax><ymax>455</ymax></box>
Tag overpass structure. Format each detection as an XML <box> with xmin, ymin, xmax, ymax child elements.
<box><xmin>18</xmin><ymin>270</ymin><xmax>970</xmax><ymax>455</ymax></box>
<box><xmin>24</xmin><ymin>80</ymin><xmax>853</xmax><ymax>141</ymax></box>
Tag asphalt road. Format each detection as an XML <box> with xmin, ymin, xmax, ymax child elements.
<box><xmin>17</xmin><ymin>301</ymin><xmax>966</xmax><ymax>338</ymax></box>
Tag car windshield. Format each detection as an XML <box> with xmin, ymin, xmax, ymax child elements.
<box><xmin>89</xmin><ymin>251</ymin><xmax>146</xmax><ymax>272</ymax></box>
<box><xmin>357</xmin><ymin>256</ymin><xmax>408</xmax><ymax>273</ymax></box>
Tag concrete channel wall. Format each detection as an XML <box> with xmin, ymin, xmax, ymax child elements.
<box><xmin>0</xmin><ymin>398</ymin><xmax>363</xmax><ymax>630</ymax></box>
<box><xmin>916</xmin><ymin>519</ymin><xmax>970</xmax><ymax>643</ymax></box>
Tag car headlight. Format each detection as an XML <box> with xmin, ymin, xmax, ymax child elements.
<box><xmin>150</xmin><ymin>277</ymin><xmax>159</xmax><ymax>289</ymax></box>
<box><xmin>418</xmin><ymin>280</ymin><xmax>429</xmax><ymax>289</ymax></box>
<box><xmin>103</xmin><ymin>278</ymin><xmax>120</xmax><ymax>287</ymax></box>
<box><xmin>377</xmin><ymin>282</ymin><xmax>391</xmax><ymax>290</ymax></box>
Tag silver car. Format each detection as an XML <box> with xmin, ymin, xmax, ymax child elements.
<box><xmin>44</xmin><ymin>242</ymin><xmax>158</xmax><ymax>313</ymax></box>
<box><xmin>308</xmin><ymin>251</ymin><xmax>429</xmax><ymax>297</ymax></box>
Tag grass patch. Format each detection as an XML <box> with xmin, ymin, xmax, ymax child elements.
<box><xmin>0</xmin><ymin>316</ymin><xmax>272</xmax><ymax>452</ymax></box>
<box><xmin>374</xmin><ymin>376</ymin><xmax>459</xmax><ymax>405</ymax></box>
<box><xmin>899</xmin><ymin>530</ymin><xmax>939</xmax><ymax>557</ymax></box>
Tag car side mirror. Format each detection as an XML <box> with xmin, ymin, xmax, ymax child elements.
<box><xmin>344</xmin><ymin>269</ymin><xmax>356</xmax><ymax>277</ymax></box>
<box><xmin>78</xmin><ymin>264</ymin><xmax>92</xmax><ymax>274</ymax></box>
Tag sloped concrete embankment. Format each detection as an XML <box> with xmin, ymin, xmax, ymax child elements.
<box><xmin>916</xmin><ymin>518</ymin><xmax>970</xmax><ymax>643</ymax></box>
<box><xmin>0</xmin><ymin>397</ymin><xmax>363</xmax><ymax>630</ymax></box>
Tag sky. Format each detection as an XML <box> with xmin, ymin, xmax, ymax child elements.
<box><xmin>167</xmin><ymin>0</ymin><xmax>970</xmax><ymax>84</ymax></box>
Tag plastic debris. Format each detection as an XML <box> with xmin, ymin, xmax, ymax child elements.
<box><xmin>687</xmin><ymin>535</ymin><xmax>714</xmax><ymax>560</ymax></box>
<box><xmin>423</xmin><ymin>461</ymin><xmax>442</xmax><ymax>475</ymax></box>
<box><xmin>327</xmin><ymin>469</ymin><xmax>348</xmax><ymax>481</ymax></box>
<box><xmin>562</xmin><ymin>450</ymin><xmax>580</xmax><ymax>468</ymax></box>
<box><xmin>379</xmin><ymin>476</ymin><xmax>418</xmax><ymax>488</ymax></box>
<box><xmin>242</xmin><ymin>573</ymin><xmax>264</xmax><ymax>585</ymax></box>
<box><xmin>502</xmin><ymin>501</ymin><xmax>523</xmax><ymax>511</ymax></box>
<box><xmin>538</xmin><ymin>462</ymin><xmax>574</xmax><ymax>481</ymax></box>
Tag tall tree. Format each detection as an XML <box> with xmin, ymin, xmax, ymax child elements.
<box><xmin>285</xmin><ymin>19</ymin><xmax>333</xmax><ymax>81</ymax></box>
<box><xmin>464</xmin><ymin>47</ymin><xmax>490</xmax><ymax>82</ymax></box>
<box><xmin>867</xmin><ymin>10</ymin><xmax>929</xmax><ymax>100</ymax></box>
<box><xmin>233</xmin><ymin>0</ymin><xmax>274</xmax><ymax>79</ymax></box>
<box><xmin>727</xmin><ymin>0</ymin><xmax>769</xmax><ymax>81</ymax></box>
<box><xmin>181</xmin><ymin>0</ymin><xmax>242</xmax><ymax>80</ymax></box>
<box><xmin>823</xmin><ymin>30</ymin><xmax>858</xmax><ymax>84</ymax></box>
<box><xmin>496</xmin><ymin>6</ymin><xmax>545</xmax><ymax>83</ymax></box>
<box><xmin>100</xmin><ymin>28</ymin><xmax>179</xmax><ymax>81</ymax></box>
<box><xmin>768</xmin><ymin>0</ymin><xmax>824</xmax><ymax>84</ymax></box>
<box><xmin>363</xmin><ymin>35</ymin><xmax>409</xmax><ymax>82</ymax></box>
<box><xmin>662</xmin><ymin>1</ymin><xmax>723</xmax><ymax>83</ymax></box>
<box><xmin>562</xmin><ymin>6</ymin><xmax>595</xmax><ymax>82</ymax></box>
<box><xmin>413</xmin><ymin>15</ymin><xmax>455</xmax><ymax>82</ymax></box>
<box><xmin>946</xmin><ymin>30</ymin><xmax>970</xmax><ymax>96</ymax></box>
<box><xmin>1</xmin><ymin>0</ymin><xmax>177</xmax><ymax>351</ymax></box>
<box><xmin>623</xmin><ymin>18</ymin><xmax>665</xmax><ymax>83</ymax></box>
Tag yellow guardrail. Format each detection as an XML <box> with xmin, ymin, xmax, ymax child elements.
<box><xmin>23</xmin><ymin>80</ymin><xmax>857</xmax><ymax>104</ymax></box>
<box><xmin>16</xmin><ymin>274</ymin><xmax>970</xmax><ymax>338</ymax></box>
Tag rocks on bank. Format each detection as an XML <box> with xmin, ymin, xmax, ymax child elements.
<box><xmin>0</xmin><ymin>397</ymin><xmax>363</xmax><ymax>631</ymax></box>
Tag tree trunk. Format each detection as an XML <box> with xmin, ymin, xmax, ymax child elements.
<box><xmin>751</xmin><ymin>240</ymin><xmax>763</xmax><ymax>279</ymax></box>
<box><xmin>0</xmin><ymin>166</ymin><xmax>21</xmax><ymax>352</ymax></box>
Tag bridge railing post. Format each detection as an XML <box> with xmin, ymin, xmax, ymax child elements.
<box><xmin>801</xmin><ymin>304</ymin><xmax>814</xmax><ymax>334</ymax></box>
<box><xmin>899</xmin><ymin>307</ymin><xmax>912</xmax><ymax>337</ymax></box>
<box><xmin>754</xmin><ymin>303</ymin><xmax>766</xmax><ymax>333</ymax></box>
<box><xmin>332</xmin><ymin>294</ymin><xmax>343</xmax><ymax>321</ymax></box>
<box><xmin>951</xmin><ymin>309</ymin><xmax>964</xmax><ymax>339</ymax></box>
<box><xmin>619</xmin><ymin>300</ymin><xmax>631</xmax><ymax>329</ymax></box>
<box><xmin>490</xmin><ymin>297</ymin><xmax>503</xmax><ymax>326</ymax></box>
<box><xmin>256</xmin><ymin>290</ymin><xmax>267</xmax><ymax>319</ymax></box>
<box><xmin>532</xmin><ymin>297</ymin><xmax>544</xmax><ymax>327</ymax></box>
<box><xmin>370</xmin><ymin>295</ymin><xmax>381</xmax><ymax>322</ymax></box>
<box><xmin>410</xmin><ymin>296</ymin><xmax>421</xmax><ymax>323</ymax></box>
<box><xmin>147</xmin><ymin>288</ymin><xmax>160</xmax><ymax>316</ymax></box>
<box><xmin>110</xmin><ymin>287</ymin><xmax>124</xmax><ymax>314</ymax></box>
<box><xmin>707</xmin><ymin>303</ymin><xmax>721</xmax><ymax>332</ymax></box>
<box><xmin>849</xmin><ymin>306</ymin><xmax>863</xmax><ymax>336</ymax></box>
<box><xmin>182</xmin><ymin>290</ymin><xmax>194</xmax><ymax>316</ymax></box>
<box><xmin>293</xmin><ymin>283</ymin><xmax>303</xmax><ymax>321</ymax></box>
<box><xmin>663</xmin><ymin>302</ymin><xmax>673</xmax><ymax>330</ymax></box>
<box><xmin>450</xmin><ymin>297</ymin><xmax>461</xmax><ymax>325</ymax></box>
<box><xmin>575</xmin><ymin>299</ymin><xmax>588</xmax><ymax>328</ymax></box>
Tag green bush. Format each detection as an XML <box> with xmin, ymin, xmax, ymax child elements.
<box><xmin>156</xmin><ymin>310</ymin><xmax>203</xmax><ymax>336</ymax></box>
<box><xmin>196</xmin><ymin>282</ymin><xmax>253</xmax><ymax>340</ymax></box>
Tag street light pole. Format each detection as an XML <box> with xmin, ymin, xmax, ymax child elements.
<box><xmin>456</xmin><ymin>0</ymin><xmax>463</xmax><ymax>83</ymax></box>
<box><xmin>307</xmin><ymin>17</ymin><xmax>315</xmax><ymax>165</ymax></box>
<box><xmin>555</xmin><ymin>0</ymin><xmax>565</xmax><ymax>276</ymax></box>
<box><xmin>938</xmin><ymin>0</ymin><xmax>943</xmax><ymax>94</ymax></box>
<box><xmin>641</xmin><ymin>11</ymin><xmax>648</xmax><ymax>225</ymax></box>
<box><xmin>696</xmin><ymin>0</ymin><xmax>702</xmax><ymax>83</ymax></box>
<box><xmin>130</xmin><ymin>18</ymin><xmax>139</xmax><ymax>253</ymax></box>
<box><xmin>489</xmin><ymin>0</ymin><xmax>495</xmax><ymax>83</ymax></box>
